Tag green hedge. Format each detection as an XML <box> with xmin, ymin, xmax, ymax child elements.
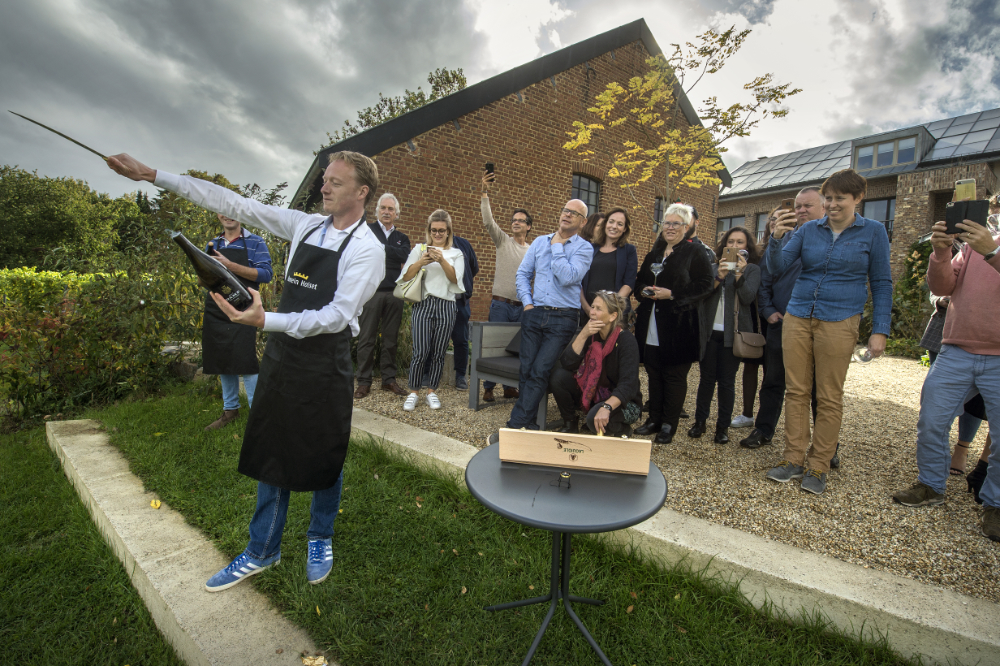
<box><xmin>0</xmin><ymin>267</ymin><xmax>202</xmax><ymax>425</ymax></box>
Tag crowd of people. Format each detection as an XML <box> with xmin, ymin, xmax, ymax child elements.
<box><xmin>105</xmin><ymin>151</ymin><xmax>999</xmax><ymax>594</ymax></box>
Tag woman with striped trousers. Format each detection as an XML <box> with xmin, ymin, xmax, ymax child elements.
<box><xmin>397</xmin><ymin>209</ymin><xmax>466</xmax><ymax>411</ymax></box>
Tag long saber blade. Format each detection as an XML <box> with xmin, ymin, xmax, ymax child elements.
<box><xmin>8</xmin><ymin>110</ymin><xmax>108</xmax><ymax>161</ymax></box>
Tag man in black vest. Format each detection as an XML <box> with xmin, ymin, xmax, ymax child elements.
<box><xmin>106</xmin><ymin>150</ymin><xmax>385</xmax><ymax>592</ymax></box>
<box><xmin>202</xmin><ymin>213</ymin><xmax>273</xmax><ymax>431</ymax></box>
<box><xmin>355</xmin><ymin>193</ymin><xmax>411</xmax><ymax>398</ymax></box>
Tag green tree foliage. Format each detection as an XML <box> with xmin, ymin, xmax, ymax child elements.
<box><xmin>318</xmin><ymin>68</ymin><xmax>467</xmax><ymax>150</ymax></box>
<box><xmin>564</xmin><ymin>27</ymin><xmax>801</xmax><ymax>207</ymax></box>
<box><xmin>0</xmin><ymin>166</ymin><xmax>128</xmax><ymax>271</ymax></box>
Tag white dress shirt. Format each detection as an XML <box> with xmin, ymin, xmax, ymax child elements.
<box><xmin>397</xmin><ymin>245</ymin><xmax>466</xmax><ymax>301</ymax></box>
<box><xmin>154</xmin><ymin>171</ymin><xmax>385</xmax><ymax>338</ymax></box>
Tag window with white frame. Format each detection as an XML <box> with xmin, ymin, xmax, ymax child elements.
<box><xmin>855</xmin><ymin>137</ymin><xmax>916</xmax><ymax>171</ymax></box>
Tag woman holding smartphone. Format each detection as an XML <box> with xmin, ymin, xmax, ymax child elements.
<box><xmin>397</xmin><ymin>209</ymin><xmax>465</xmax><ymax>412</ymax></box>
<box><xmin>633</xmin><ymin>203</ymin><xmax>715</xmax><ymax>444</ymax></box>
<box><xmin>764</xmin><ymin>169</ymin><xmax>892</xmax><ymax>495</ymax></box>
<box><xmin>688</xmin><ymin>227</ymin><xmax>761</xmax><ymax>444</ymax></box>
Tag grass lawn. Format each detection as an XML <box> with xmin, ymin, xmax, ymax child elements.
<box><xmin>0</xmin><ymin>425</ymin><xmax>183</xmax><ymax>665</ymax></box>
<box><xmin>84</xmin><ymin>384</ymin><xmax>924</xmax><ymax>666</ymax></box>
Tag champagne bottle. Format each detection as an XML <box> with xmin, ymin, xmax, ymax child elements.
<box><xmin>168</xmin><ymin>230</ymin><xmax>253</xmax><ymax>311</ymax></box>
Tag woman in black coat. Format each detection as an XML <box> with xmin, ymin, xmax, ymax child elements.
<box><xmin>688</xmin><ymin>226</ymin><xmax>761</xmax><ymax>444</ymax></box>
<box><xmin>549</xmin><ymin>291</ymin><xmax>641</xmax><ymax>436</ymax></box>
<box><xmin>633</xmin><ymin>203</ymin><xmax>715</xmax><ymax>444</ymax></box>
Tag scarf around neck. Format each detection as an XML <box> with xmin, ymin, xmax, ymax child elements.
<box><xmin>575</xmin><ymin>326</ymin><xmax>622</xmax><ymax>410</ymax></box>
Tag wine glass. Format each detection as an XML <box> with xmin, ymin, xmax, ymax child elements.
<box><xmin>650</xmin><ymin>262</ymin><xmax>663</xmax><ymax>279</ymax></box>
<box><xmin>852</xmin><ymin>347</ymin><xmax>876</xmax><ymax>364</ymax></box>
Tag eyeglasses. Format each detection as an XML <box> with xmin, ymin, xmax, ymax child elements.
<box><xmin>561</xmin><ymin>208</ymin><xmax>585</xmax><ymax>219</ymax></box>
<box><xmin>662</xmin><ymin>221</ymin><xmax>684</xmax><ymax>229</ymax></box>
<box><xmin>430</xmin><ymin>229</ymin><xmax>448</xmax><ymax>235</ymax></box>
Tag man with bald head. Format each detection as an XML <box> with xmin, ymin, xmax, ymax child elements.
<box><xmin>499</xmin><ymin>199</ymin><xmax>594</xmax><ymax>432</ymax></box>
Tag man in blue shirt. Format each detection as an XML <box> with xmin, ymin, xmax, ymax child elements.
<box><xmin>501</xmin><ymin>199</ymin><xmax>594</xmax><ymax>432</ymax></box>
<box><xmin>203</xmin><ymin>213</ymin><xmax>273</xmax><ymax>431</ymax></box>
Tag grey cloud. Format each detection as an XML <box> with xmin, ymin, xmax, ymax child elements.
<box><xmin>0</xmin><ymin>0</ymin><xmax>484</xmax><ymax>197</ymax></box>
<box><xmin>699</xmin><ymin>0</ymin><xmax>778</xmax><ymax>24</ymax></box>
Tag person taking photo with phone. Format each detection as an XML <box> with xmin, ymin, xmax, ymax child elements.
<box><xmin>764</xmin><ymin>169</ymin><xmax>892</xmax><ymax>495</ymax></box>
<box><xmin>893</xmin><ymin>201</ymin><xmax>1000</xmax><ymax>543</ymax></box>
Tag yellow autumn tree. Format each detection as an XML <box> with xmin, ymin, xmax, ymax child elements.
<box><xmin>564</xmin><ymin>27</ymin><xmax>801</xmax><ymax>211</ymax></box>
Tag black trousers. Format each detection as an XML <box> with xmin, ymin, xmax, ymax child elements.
<box><xmin>695</xmin><ymin>331</ymin><xmax>741</xmax><ymax>429</ymax></box>
<box><xmin>754</xmin><ymin>321</ymin><xmax>818</xmax><ymax>439</ymax></box>
<box><xmin>644</xmin><ymin>343</ymin><xmax>691</xmax><ymax>436</ymax></box>
<box><xmin>549</xmin><ymin>366</ymin><xmax>628</xmax><ymax>435</ymax></box>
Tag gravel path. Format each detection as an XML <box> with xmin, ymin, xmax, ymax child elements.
<box><xmin>354</xmin><ymin>356</ymin><xmax>999</xmax><ymax>604</ymax></box>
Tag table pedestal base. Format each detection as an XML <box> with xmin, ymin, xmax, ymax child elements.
<box><xmin>485</xmin><ymin>531</ymin><xmax>611</xmax><ymax>666</ymax></box>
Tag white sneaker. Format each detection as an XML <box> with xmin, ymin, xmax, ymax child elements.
<box><xmin>731</xmin><ymin>414</ymin><xmax>755</xmax><ymax>428</ymax></box>
<box><xmin>403</xmin><ymin>393</ymin><xmax>418</xmax><ymax>411</ymax></box>
<box><xmin>426</xmin><ymin>392</ymin><xmax>441</xmax><ymax>410</ymax></box>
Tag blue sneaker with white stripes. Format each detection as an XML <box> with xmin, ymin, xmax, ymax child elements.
<box><xmin>307</xmin><ymin>538</ymin><xmax>334</xmax><ymax>585</ymax></box>
<box><xmin>205</xmin><ymin>549</ymin><xmax>280</xmax><ymax>592</ymax></box>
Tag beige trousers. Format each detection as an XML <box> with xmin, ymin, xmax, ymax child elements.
<box><xmin>781</xmin><ymin>314</ymin><xmax>860</xmax><ymax>473</ymax></box>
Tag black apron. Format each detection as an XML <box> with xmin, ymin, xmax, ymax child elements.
<box><xmin>238</xmin><ymin>219</ymin><xmax>362</xmax><ymax>492</ymax></box>
<box><xmin>202</xmin><ymin>239</ymin><xmax>260</xmax><ymax>376</ymax></box>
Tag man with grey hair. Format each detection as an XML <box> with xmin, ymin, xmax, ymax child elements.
<box><xmin>355</xmin><ymin>193</ymin><xmax>411</xmax><ymax>397</ymax></box>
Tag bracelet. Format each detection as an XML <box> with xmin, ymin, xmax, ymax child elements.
<box><xmin>984</xmin><ymin>245</ymin><xmax>1000</xmax><ymax>261</ymax></box>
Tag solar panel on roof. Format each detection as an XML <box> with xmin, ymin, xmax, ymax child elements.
<box><xmin>962</xmin><ymin>129</ymin><xmax>996</xmax><ymax>144</ymax></box>
<box><xmin>986</xmin><ymin>138</ymin><xmax>1000</xmax><ymax>152</ymax></box>
<box><xmin>943</xmin><ymin>123</ymin><xmax>974</xmax><ymax>137</ymax></box>
<box><xmin>830</xmin><ymin>146</ymin><xmax>851</xmax><ymax>158</ymax></box>
<box><xmin>927</xmin><ymin>146</ymin><xmax>957</xmax><ymax>160</ymax></box>
<box><xmin>935</xmin><ymin>135</ymin><xmax>963</xmax><ymax>148</ymax></box>
<box><xmin>928</xmin><ymin>127</ymin><xmax>949</xmax><ymax>139</ymax></box>
<box><xmin>927</xmin><ymin>119</ymin><xmax>953</xmax><ymax>130</ymax></box>
<box><xmin>972</xmin><ymin>117</ymin><xmax>1000</xmax><ymax>131</ymax></box>
<box><xmin>835</xmin><ymin>155</ymin><xmax>851</xmax><ymax>167</ymax></box>
<box><xmin>954</xmin><ymin>141</ymin><xmax>989</xmax><ymax>156</ymax></box>
<box><xmin>954</xmin><ymin>112</ymin><xmax>981</xmax><ymax>124</ymax></box>
<box><xmin>980</xmin><ymin>108</ymin><xmax>1000</xmax><ymax>120</ymax></box>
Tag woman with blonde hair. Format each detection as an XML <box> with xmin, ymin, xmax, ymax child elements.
<box><xmin>397</xmin><ymin>209</ymin><xmax>465</xmax><ymax>411</ymax></box>
<box><xmin>548</xmin><ymin>290</ymin><xmax>642</xmax><ymax>436</ymax></box>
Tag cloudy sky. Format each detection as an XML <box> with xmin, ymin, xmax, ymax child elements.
<box><xmin>2</xmin><ymin>0</ymin><xmax>999</xmax><ymax>199</ymax></box>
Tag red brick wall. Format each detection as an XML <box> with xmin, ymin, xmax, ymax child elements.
<box><xmin>364</xmin><ymin>40</ymin><xmax>719</xmax><ymax>321</ymax></box>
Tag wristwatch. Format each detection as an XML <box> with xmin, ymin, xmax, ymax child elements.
<box><xmin>984</xmin><ymin>245</ymin><xmax>1000</xmax><ymax>261</ymax></box>
<box><xmin>600</xmin><ymin>402</ymin><xmax>613</xmax><ymax>412</ymax></box>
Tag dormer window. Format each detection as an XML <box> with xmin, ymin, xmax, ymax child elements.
<box><xmin>855</xmin><ymin>137</ymin><xmax>917</xmax><ymax>170</ymax></box>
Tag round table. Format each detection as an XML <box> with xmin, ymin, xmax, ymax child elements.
<box><xmin>465</xmin><ymin>443</ymin><xmax>667</xmax><ymax>666</ymax></box>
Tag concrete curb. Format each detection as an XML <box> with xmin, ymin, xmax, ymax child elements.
<box><xmin>46</xmin><ymin>420</ymin><xmax>321</xmax><ymax>666</ymax></box>
<box><xmin>350</xmin><ymin>407</ymin><xmax>1000</xmax><ymax>666</ymax></box>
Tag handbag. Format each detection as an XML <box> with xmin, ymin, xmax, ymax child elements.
<box><xmin>732</xmin><ymin>287</ymin><xmax>766</xmax><ymax>359</ymax></box>
<box><xmin>393</xmin><ymin>268</ymin><xmax>426</xmax><ymax>303</ymax></box>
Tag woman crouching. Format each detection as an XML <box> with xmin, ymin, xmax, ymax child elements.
<box><xmin>549</xmin><ymin>290</ymin><xmax>642</xmax><ymax>437</ymax></box>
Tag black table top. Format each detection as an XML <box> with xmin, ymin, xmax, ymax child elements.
<box><xmin>465</xmin><ymin>443</ymin><xmax>668</xmax><ymax>533</ymax></box>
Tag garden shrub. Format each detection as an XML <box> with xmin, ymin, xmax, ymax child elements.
<box><xmin>859</xmin><ymin>238</ymin><xmax>934</xmax><ymax>357</ymax></box>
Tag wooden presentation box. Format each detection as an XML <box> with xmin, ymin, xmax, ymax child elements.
<box><xmin>497</xmin><ymin>428</ymin><xmax>651</xmax><ymax>476</ymax></box>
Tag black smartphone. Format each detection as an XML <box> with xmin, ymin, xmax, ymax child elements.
<box><xmin>642</xmin><ymin>287</ymin><xmax>655</xmax><ymax>297</ymax></box>
<box><xmin>485</xmin><ymin>162</ymin><xmax>495</xmax><ymax>176</ymax></box>
<box><xmin>945</xmin><ymin>200</ymin><xmax>989</xmax><ymax>235</ymax></box>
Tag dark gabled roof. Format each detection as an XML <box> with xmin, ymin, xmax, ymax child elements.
<box><xmin>292</xmin><ymin>18</ymin><xmax>732</xmax><ymax>208</ymax></box>
<box><xmin>721</xmin><ymin>107</ymin><xmax>1000</xmax><ymax>200</ymax></box>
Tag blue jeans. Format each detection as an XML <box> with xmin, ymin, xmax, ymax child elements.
<box><xmin>916</xmin><ymin>345</ymin><xmax>1000</xmax><ymax>506</ymax></box>
<box><xmin>926</xmin><ymin>350</ymin><xmax>982</xmax><ymax>442</ymax></box>
<box><xmin>507</xmin><ymin>306</ymin><xmax>578</xmax><ymax>429</ymax></box>
<box><xmin>221</xmin><ymin>374</ymin><xmax>258</xmax><ymax>411</ymax></box>
<box><xmin>246</xmin><ymin>470</ymin><xmax>344</xmax><ymax>559</ymax></box>
<box><xmin>484</xmin><ymin>299</ymin><xmax>523</xmax><ymax>391</ymax></box>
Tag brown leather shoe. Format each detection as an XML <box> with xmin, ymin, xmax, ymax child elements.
<box><xmin>483</xmin><ymin>388</ymin><xmax>495</xmax><ymax>402</ymax></box>
<box><xmin>354</xmin><ymin>384</ymin><xmax>370</xmax><ymax>399</ymax></box>
<box><xmin>205</xmin><ymin>409</ymin><xmax>239</xmax><ymax>431</ymax></box>
<box><xmin>381</xmin><ymin>381</ymin><xmax>407</xmax><ymax>396</ymax></box>
<box><xmin>503</xmin><ymin>387</ymin><xmax>519</xmax><ymax>399</ymax></box>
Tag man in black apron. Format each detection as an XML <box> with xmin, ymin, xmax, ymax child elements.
<box><xmin>202</xmin><ymin>213</ymin><xmax>273</xmax><ymax>431</ymax></box>
<box><xmin>106</xmin><ymin>150</ymin><xmax>386</xmax><ymax>592</ymax></box>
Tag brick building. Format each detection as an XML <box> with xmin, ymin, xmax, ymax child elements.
<box><xmin>292</xmin><ymin>19</ymin><xmax>730</xmax><ymax>321</ymax></box>
<box><xmin>718</xmin><ymin>109</ymin><xmax>1000</xmax><ymax>278</ymax></box>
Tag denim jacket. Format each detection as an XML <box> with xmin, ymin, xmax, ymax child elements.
<box><xmin>766</xmin><ymin>214</ymin><xmax>893</xmax><ymax>335</ymax></box>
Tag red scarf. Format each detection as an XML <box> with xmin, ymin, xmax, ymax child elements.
<box><xmin>574</xmin><ymin>326</ymin><xmax>621</xmax><ymax>410</ymax></box>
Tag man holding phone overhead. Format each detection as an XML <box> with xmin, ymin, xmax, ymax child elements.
<box><xmin>480</xmin><ymin>165</ymin><xmax>532</xmax><ymax>402</ymax></box>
